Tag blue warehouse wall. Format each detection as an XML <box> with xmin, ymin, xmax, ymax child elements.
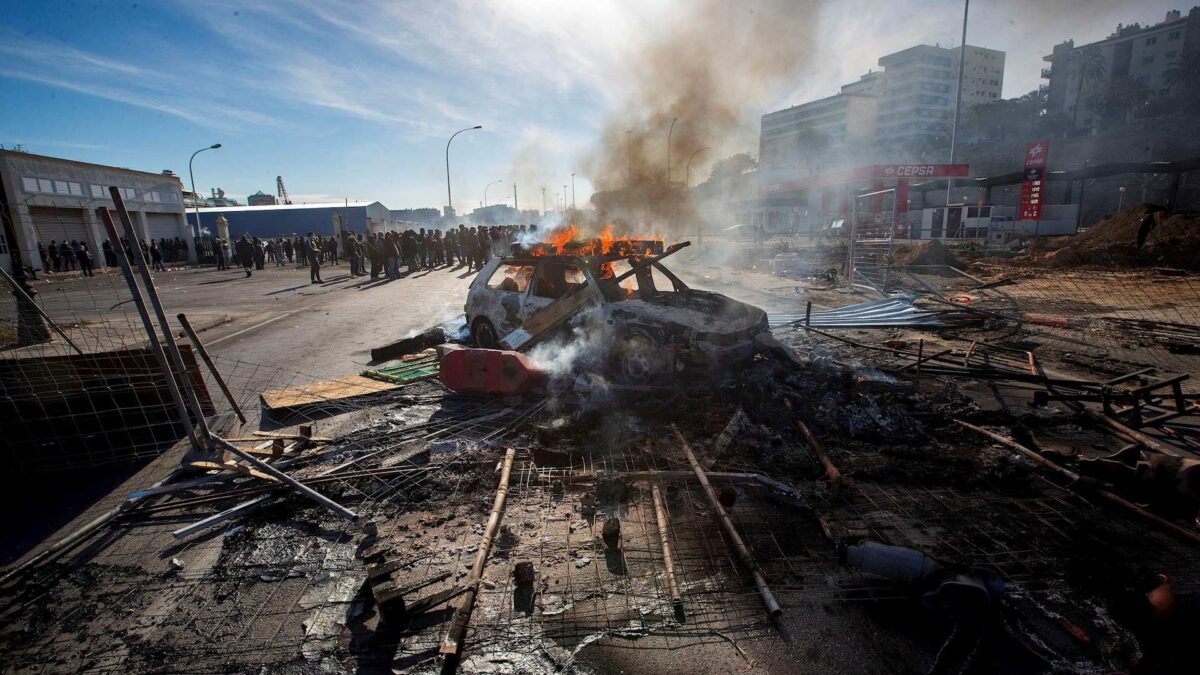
<box><xmin>196</xmin><ymin>207</ymin><xmax>369</xmax><ymax>239</ymax></box>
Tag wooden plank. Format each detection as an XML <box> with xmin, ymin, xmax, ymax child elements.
<box><xmin>260</xmin><ymin>374</ymin><xmax>398</xmax><ymax>411</ymax></box>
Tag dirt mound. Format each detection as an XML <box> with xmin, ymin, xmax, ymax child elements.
<box><xmin>1046</xmin><ymin>205</ymin><xmax>1200</xmax><ymax>270</ymax></box>
<box><xmin>894</xmin><ymin>239</ymin><xmax>964</xmax><ymax>268</ymax></box>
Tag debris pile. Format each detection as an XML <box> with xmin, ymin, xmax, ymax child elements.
<box><xmin>1047</xmin><ymin>204</ymin><xmax>1200</xmax><ymax>270</ymax></box>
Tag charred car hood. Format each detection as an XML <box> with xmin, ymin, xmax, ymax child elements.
<box><xmin>611</xmin><ymin>290</ymin><xmax>767</xmax><ymax>334</ymax></box>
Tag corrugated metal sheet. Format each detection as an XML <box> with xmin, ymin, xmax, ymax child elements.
<box><xmin>769</xmin><ymin>294</ymin><xmax>944</xmax><ymax>329</ymax></box>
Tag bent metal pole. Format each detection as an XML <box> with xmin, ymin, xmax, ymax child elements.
<box><xmin>110</xmin><ymin>187</ymin><xmax>212</xmax><ymax>452</ymax></box>
<box><xmin>440</xmin><ymin>447</ymin><xmax>516</xmax><ymax>673</ymax></box>
<box><xmin>651</xmin><ymin>483</ymin><xmax>683</xmax><ymax>611</ymax></box>
<box><xmin>100</xmin><ymin>207</ymin><xmax>200</xmax><ymax>453</ymax></box>
<box><xmin>674</xmin><ymin>425</ymin><xmax>783</xmax><ymax>618</ymax></box>
<box><xmin>178</xmin><ymin>312</ymin><xmax>247</xmax><ymax>425</ymax></box>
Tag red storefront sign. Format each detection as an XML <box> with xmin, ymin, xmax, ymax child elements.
<box><xmin>1018</xmin><ymin>140</ymin><xmax>1050</xmax><ymax>221</ymax></box>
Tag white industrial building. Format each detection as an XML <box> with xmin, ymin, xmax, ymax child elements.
<box><xmin>0</xmin><ymin>149</ymin><xmax>189</xmax><ymax>274</ymax></box>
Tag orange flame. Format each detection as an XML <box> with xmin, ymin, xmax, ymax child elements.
<box><xmin>526</xmin><ymin>223</ymin><xmax>665</xmax><ymax>257</ymax></box>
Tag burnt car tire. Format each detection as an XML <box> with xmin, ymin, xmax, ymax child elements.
<box><xmin>472</xmin><ymin>317</ymin><xmax>500</xmax><ymax>349</ymax></box>
<box><xmin>613</xmin><ymin>333</ymin><xmax>668</xmax><ymax>384</ymax></box>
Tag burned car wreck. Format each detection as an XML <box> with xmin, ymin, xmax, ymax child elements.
<box><xmin>463</xmin><ymin>240</ymin><xmax>768</xmax><ymax>382</ymax></box>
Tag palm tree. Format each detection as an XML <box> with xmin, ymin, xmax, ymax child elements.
<box><xmin>1164</xmin><ymin>47</ymin><xmax>1200</xmax><ymax>104</ymax></box>
<box><xmin>1066</xmin><ymin>46</ymin><xmax>1107</xmax><ymax>129</ymax></box>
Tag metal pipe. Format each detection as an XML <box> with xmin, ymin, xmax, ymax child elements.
<box><xmin>177</xmin><ymin>313</ymin><xmax>246</xmax><ymax>424</ymax></box>
<box><xmin>674</xmin><ymin>426</ymin><xmax>783</xmax><ymax>617</ymax></box>
<box><xmin>955</xmin><ymin>420</ymin><xmax>1200</xmax><ymax>546</ymax></box>
<box><xmin>440</xmin><ymin>447</ymin><xmax>516</xmax><ymax>672</ymax></box>
<box><xmin>99</xmin><ymin>207</ymin><xmax>200</xmax><ymax>452</ymax></box>
<box><xmin>0</xmin><ymin>265</ymin><xmax>84</xmax><ymax>355</ymax></box>
<box><xmin>212</xmin><ymin>435</ymin><xmax>357</xmax><ymax>521</ymax></box>
<box><xmin>795</xmin><ymin>418</ymin><xmax>847</xmax><ymax>487</ymax></box>
<box><xmin>110</xmin><ymin>189</ymin><xmax>212</xmax><ymax>451</ymax></box>
<box><xmin>651</xmin><ymin>484</ymin><xmax>683</xmax><ymax>611</ymax></box>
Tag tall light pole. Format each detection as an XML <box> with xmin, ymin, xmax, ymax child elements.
<box><xmin>945</xmin><ymin>0</ymin><xmax>969</xmax><ymax>208</ymax></box>
<box><xmin>1118</xmin><ymin>185</ymin><xmax>1126</xmax><ymax>211</ymax></box>
<box><xmin>188</xmin><ymin>143</ymin><xmax>221</xmax><ymax>239</ymax></box>
<box><xmin>541</xmin><ymin>187</ymin><xmax>547</xmax><ymax>215</ymax></box>
<box><xmin>625</xmin><ymin>129</ymin><xmax>634</xmax><ymax>188</ymax></box>
<box><xmin>483</xmin><ymin>179</ymin><xmax>502</xmax><ymax>209</ymax></box>
<box><xmin>570</xmin><ymin>173</ymin><xmax>576</xmax><ymax>210</ymax></box>
<box><xmin>513</xmin><ymin>183</ymin><xmax>518</xmax><ymax>212</ymax></box>
<box><xmin>685</xmin><ymin>146</ymin><xmax>710</xmax><ymax>188</ymax></box>
<box><xmin>666</xmin><ymin>117</ymin><xmax>678</xmax><ymax>185</ymax></box>
<box><xmin>445</xmin><ymin>125</ymin><xmax>482</xmax><ymax>219</ymax></box>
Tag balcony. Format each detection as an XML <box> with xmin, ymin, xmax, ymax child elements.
<box><xmin>1041</xmin><ymin>67</ymin><xmax>1053</xmax><ymax>79</ymax></box>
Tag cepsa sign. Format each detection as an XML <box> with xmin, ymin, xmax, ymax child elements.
<box><xmin>872</xmin><ymin>164</ymin><xmax>970</xmax><ymax>178</ymax></box>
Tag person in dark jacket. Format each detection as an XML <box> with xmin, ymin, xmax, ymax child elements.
<box><xmin>235</xmin><ymin>234</ymin><xmax>254</xmax><ymax>277</ymax></box>
<box><xmin>48</xmin><ymin>240</ymin><xmax>60</xmax><ymax>272</ymax></box>
<box><xmin>78</xmin><ymin>242</ymin><xmax>95</xmax><ymax>277</ymax></box>
<box><xmin>307</xmin><ymin>232</ymin><xmax>323</xmax><ymax>283</ymax></box>
<box><xmin>150</xmin><ymin>239</ymin><xmax>166</xmax><ymax>271</ymax></box>
<box><xmin>59</xmin><ymin>241</ymin><xmax>75</xmax><ymax>271</ymax></box>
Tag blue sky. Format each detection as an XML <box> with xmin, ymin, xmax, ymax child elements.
<box><xmin>0</xmin><ymin>0</ymin><xmax>1185</xmax><ymax>213</ymax></box>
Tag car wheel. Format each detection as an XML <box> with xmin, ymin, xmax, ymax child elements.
<box><xmin>472</xmin><ymin>317</ymin><xmax>499</xmax><ymax>349</ymax></box>
<box><xmin>614</xmin><ymin>333</ymin><xmax>667</xmax><ymax>384</ymax></box>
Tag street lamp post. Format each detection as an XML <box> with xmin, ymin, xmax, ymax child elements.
<box><xmin>542</xmin><ymin>187</ymin><xmax>547</xmax><ymax>215</ymax></box>
<box><xmin>1118</xmin><ymin>185</ymin><xmax>1126</xmax><ymax>212</ymax></box>
<box><xmin>685</xmin><ymin>146</ymin><xmax>710</xmax><ymax>188</ymax></box>
<box><xmin>666</xmin><ymin>117</ymin><xmax>678</xmax><ymax>185</ymax></box>
<box><xmin>445</xmin><ymin>125</ymin><xmax>482</xmax><ymax>219</ymax></box>
<box><xmin>945</xmin><ymin>0</ymin><xmax>970</xmax><ymax>208</ymax></box>
<box><xmin>570</xmin><ymin>173</ymin><xmax>576</xmax><ymax>210</ymax></box>
<box><xmin>483</xmin><ymin>179</ymin><xmax>503</xmax><ymax>209</ymax></box>
<box><xmin>188</xmin><ymin>143</ymin><xmax>222</xmax><ymax>240</ymax></box>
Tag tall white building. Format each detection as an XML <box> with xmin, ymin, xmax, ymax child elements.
<box><xmin>1043</xmin><ymin>8</ymin><xmax>1200</xmax><ymax>129</ymax></box>
<box><xmin>876</xmin><ymin>44</ymin><xmax>1005</xmax><ymax>148</ymax></box>
<box><xmin>760</xmin><ymin>43</ymin><xmax>1004</xmax><ymax>173</ymax></box>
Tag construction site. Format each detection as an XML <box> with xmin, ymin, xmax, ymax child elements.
<box><xmin>2</xmin><ymin>187</ymin><xmax>1199</xmax><ymax>674</ymax></box>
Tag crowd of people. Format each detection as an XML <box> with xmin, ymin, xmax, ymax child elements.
<box><xmin>217</xmin><ymin>224</ymin><xmax>539</xmax><ymax>283</ymax></box>
<box><xmin>35</xmin><ymin>237</ymin><xmax>189</xmax><ymax>277</ymax></box>
<box><xmin>30</xmin><ymin>224</ymin><xmax>541</xmax><ymax>284</ymax></box>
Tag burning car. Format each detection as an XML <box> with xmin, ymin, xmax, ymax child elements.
<box><xmin>463</xmin><ymin>235</ymin><xmax>768</xmax><ymax>383</ymax></box>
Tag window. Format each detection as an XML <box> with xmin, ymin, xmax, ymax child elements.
<box><xmin>532</xmin><ymin>262</ymin><xmax>587</xmax><ymax>299</ymax></box>
<box><xmin>1146</xmin><ymin>36</ymin><xmax>1158</xmax><ymax>46</ymax></box>
<box><xmin>121</xmin><ymin>187</ymin><xmax>137</xmax><ymax>200</ymax></box>
<box><xmin>1169</xmin><ymin>31</ymin><xmax>1181</xmax><ymax>40</ymax></box>
<box><xmin>980</xmin><ymin>207</ymin><xmax>992</xmax><ymax>218</ymax></box>
<box><xmin>967</xmin><ymin>207</ymin><xmax>979</xmax><ymax>218</ymax></box>
<box><xmin>91</xmin><ymin>184</ymin><xmax>105</xmax><ymax>198</ymax></box>
<box><xmin>68</xmin><ymin>182</ymin><xmax>83</xmax><ymax>196</ymax></box>
<box><xmin>21</xmin><ymin>177</ymin><xmax>38</xmax><ymax>192</ymax></box>
<box><xmin>485</xmin><ymin>263</ymin><xmax>534</xmax><ymax>292</ymax></box>
<box><xmin>37</xmin><ymin>178</ymin><xmax>53</xmax><ymax>193</ymax></box>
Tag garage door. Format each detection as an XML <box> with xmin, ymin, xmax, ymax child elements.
<box><xmin>29</xmin><ymin>206</ymin><xmax>90</xmax><ymax>249</ymax></box>
<box><xmin>147</xmin><ymin>212</ymin><xmax>182</xmax><ymax>242</ymax></box>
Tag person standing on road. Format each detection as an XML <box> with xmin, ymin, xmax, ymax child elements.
<box><xmin>283</xmin><ymin>236</ymin><xmax>294</xmax><ymax>264</ymax></box>
<box><xmin>37</xmin><ymin>242</ymin><xmax>49</xmax><ymax>273</ymax></box>
<box><xmin>102</xmin><ymin>239</ymin><xmax>116</xmax><ymax>267</ymax></box>
<box><xmin>60</xmin><ymin>241</ymin><xmax>75</xmax><ymax>271</ymax></box>
<box><xmin>307</xmin><ymin>232</ymin><xmax>323</xmax><ymax>283</ymax></box>
<box><xmin>251</xmin><ymin>237</ymin><xmax>265</xmax><ymax>270</ymax></box>
<box><xmin>215</xmin><ymin>237</ymin><xmax>227</xmax><ymax>270</ymax></box>
<box><xmin>235</xmin><ymin>234</ymin><xmax>254</xmax><ymax>278</ymax></box>
<box><xmin>78</xmin><ymin>242</ymin><xmax>95</xmax><ymax>277</ymax></box>
<box><xmin>150</xmin><ymin>239</ymin><xmax>166</xmax><ymax>271</ymax></box>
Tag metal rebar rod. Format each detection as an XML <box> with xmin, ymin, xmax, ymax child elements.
<box><xmin>673</xmin><ymin>426</ymin><xmax>783</xmax><ymax>618</ymax></box>
<box><xmin>109</xmin><ymin>190</ymin><xmax>212</xmax><ymax>451</ymax></box>
<box><xmin>440</xmin><ymin>447</ymin><xmax>516</xmax><ymax>673</ymax></box>
<box><xmin>651</xmin><ymin>484</ymin><xmax>683</xmax><ymax>611</ymax></box>
<box><xmin>954</xmin><ymin>420</ymin><xmax>1200</xmax><ymax>546</ymax></box>
<box><xmin>795</xmin><ymin>415</ymin><xmax>847</xmax><ymax>487</ymax></box>
<box><xmin>177</xmin><ymin>313</ymin><xmax>247</xmax><ymax>424</ymax></box>
<box><xmin>0</xmin><ymin>265</ymin><xmax>85</xmax><ymax>355</ymax></box>
<box><xmin>212</xmin><ymin>435</ymin><xmax>357</xmax><ymax>522</ymax></box>
<box><xmin>99</xmin><ymin>207</ymin><xmax>200</xmax><ymax>452</ymax></box>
